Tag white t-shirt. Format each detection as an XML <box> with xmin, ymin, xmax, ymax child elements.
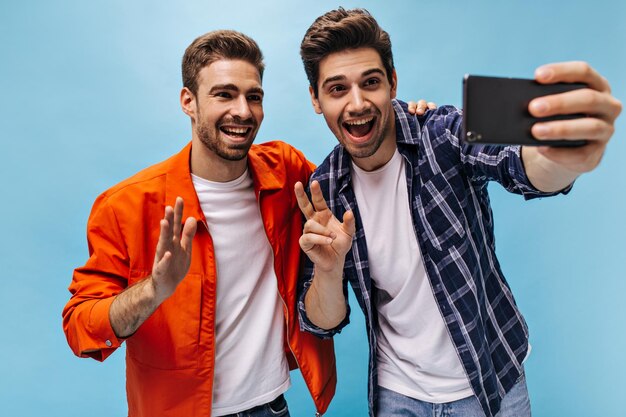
<box><xmin>192</xmin><ymin>170</ymin><xmax>290</xmax><ymax>416</ymax></box>
<box><xmin>351</xmin><ymin>149</ymin><xmax>473</xmax><ymax>403</ymax></box>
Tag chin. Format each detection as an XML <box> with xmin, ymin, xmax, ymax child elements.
<box><xmin>219</xmin><ymin>144</ymin><xmax>253</xmax><ymax>161</ymax></box>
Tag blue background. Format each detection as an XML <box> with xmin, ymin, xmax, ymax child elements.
<box><xmin>1</xmin><ymin>1</ymin><xmax>624</xmax><ymax>416</ymax></box>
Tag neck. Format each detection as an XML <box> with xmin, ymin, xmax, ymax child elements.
<box><xmin>190</xmin><ymin>138</ymin><xmax>248</xmax><ymax>182</ymax></box>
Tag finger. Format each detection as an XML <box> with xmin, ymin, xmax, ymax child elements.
<box><xmin>416</xmin><ymin>100</ymin><xmax>428</xmax><ymax>115</ymax></box>
<box><xmin>163</xmin><ymin>205</ymin><xmax>174</xmax><ymax>240</ymax></box>
<box><xmin>342</xmin><ymin>210</ymin><xmax>356</xmax><ymax>237</ymax></box>
<box><xmin>427</xmin><ymin>101</ymin><xmax>437</xmax><ymax>110</ymax></box>
<box><xmin>535</xmin><ymin>61</ymin><xmax>610</xmax><ymax>93</ymax></box>
<box><xmin>532</xmin><ymin>117</ymin><xmax>614</xmax><ymax>142</ymax></box>
<box><xmin>154</xmin><ymin>251</ymin><xmax>172</xmax><ymax>277</ymax></box>
<box><xmin>163</xmin><ymin>204</ymin><xmax>174</xmax><ymax>227</ymax></box>
<box><xmin>156</xmin><ymin>206</ymin><xmax>174</xmax><ymax>259</ymax></box>
<box><xmin>154</xmin><ymin>218</ymin><xmax>170</xmax><ymax>261</ymax></box>
<box><xmin>172</xmin><ymin>197</ymin><xmax>184</xmax><ymax>239</ymax></box>
<box><xmin>535</xmin><ymin>142</ymin><xmax>605</xmax><ymax>173</ymax></box>
<box><xmin>299</xmin><ymin>234</ymin><xmax>334</xmax><ymax>252</ymax></box>
<box><xmin>407</xmin><ymin>101</ymin><xmax>418</xmax><ymax>115</ymax></box>
<box><xmin>529</xmin><ymin>88</ymin><xmax>622</xmax><ymax>121</ymax></box>
<box><xmin>295</xmin><ymin>181</ymin><xmax>316</xmax><ymax>219</ymax></box>
<box><xmin>303</xmin><ymin>218</ymin><xmax>337</xmax><ymax>239</ymax></box>
<box><xmin>310</xmin><ymin>181</ymin><xmax>330</xmax><ymax>213</ymax></box>
<box><xmin>180</xmin><ymin>217</ymin><xmax>198</xmax><ymax>253</ymax></box>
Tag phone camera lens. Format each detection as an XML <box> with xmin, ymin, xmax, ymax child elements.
<box><xmin>466</xmin><ymin>131</ymin><xmax>482</xmax><ymax>142</ymax></box>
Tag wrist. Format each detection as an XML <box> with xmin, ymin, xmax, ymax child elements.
<box><xmin>522</xmin><ymin>146</ymin><xmax>579</xmax><ymax>192</ymax></box>
<box><xmin>314</xmin><ymin>262</ymin><xmax>344</xmax><ymax>278</ymax></box>
<box><xmin>147</xmin><ymin>275</ymin><xmax>172</xmax><ymax>305</ymax></box>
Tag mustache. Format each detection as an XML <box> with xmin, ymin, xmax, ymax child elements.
<box><xmin>343</xmin><ymin>108</ymin><xmax>378</xmax><ymax>119</ymax></box>
<box><xmin>218</xmin><ymin>116</ymin><xmax>256</xmax><ymax>127</ymax></box>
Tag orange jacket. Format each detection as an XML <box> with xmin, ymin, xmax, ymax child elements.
<box><xmin>63</xmin><ymin>141</ymin><xmax>336</xmax><ymax>416</ymax></box>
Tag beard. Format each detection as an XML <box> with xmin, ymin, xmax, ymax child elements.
<box><xmin>335</xmin><ymin>108</ymin><xmax>389</xmax><ymax>160</ymax></box>
<box><xmin>195</xmin><ymin>116</ymin><xmax>256</xmax><ymax>162</ymax></box>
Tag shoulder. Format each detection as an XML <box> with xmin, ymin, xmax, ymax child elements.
<box><xmin>250</xmin><ymin>140</ymin><xmax>311</xmax><ymax>168</ymax></box>
<box><xmin>91</xmin><ymin>151</ymin><xmax>181</xmax><ymax>218</ymax></box>
<box><xmin>100</xmin><ymin>157</ymin><xmax>172</xmax><ymax>200</ymax></box>
<box><xmin>249</xmin><ymin>140</ymin><xmax>316</xmax><ymax>185</ymax></box>
<box><xmin>392</xmin><ymin>99</ymin><xmax>463</xmax><ymax>149</ymax></box>
<box><xmin>310</xmin><ymin>144</ymin><xmax>344</xmax><ymax>184</ymax></box>
<box><xmin>419</xmin><ymin>105</ymin><xmax>463</xmax><ymax>135</ymax></box>
<box><xmin>414</xmin><ymin>105</ymin><xmax>464</xmax><ymax>154</ymax></box>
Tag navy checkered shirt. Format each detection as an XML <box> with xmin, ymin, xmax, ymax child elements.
<box><xmin>297</xmin><ymin>99</ymin><xmax>570</xmax><ymax>417</ymax></box>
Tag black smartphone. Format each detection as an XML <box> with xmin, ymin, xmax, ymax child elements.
<box><xmin>462</xmin><ymin>75</ymin><xmax>587</xmax><ymax>147</ymax></box>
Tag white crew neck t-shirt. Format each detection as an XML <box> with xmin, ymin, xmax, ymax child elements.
<box><xmin>192</xmin><ymin>170</ymin><xmax>290</xmax><ymax>416</ymax></box>
<box><xmin>351</xmin><ymin>149</ymin><xmax>473</xmax><ymax>403</ymax></box>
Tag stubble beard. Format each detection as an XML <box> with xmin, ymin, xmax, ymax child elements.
<box><xmin>196</xmin><ymin>118</ymin><xmax>255</xmax><ymax>162</ymax></box>
<box><xmin>338</xmin><ymin>109</ymin><xmax>388</xmax><ymax>160</ymax></box>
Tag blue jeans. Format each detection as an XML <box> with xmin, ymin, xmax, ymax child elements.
<box><xmin>377</xmin><ymin>374</ymin><xmax>531</xmax><ymax>417</ymax></box>
<box><xmin>221</xmin><ymin>394</ymin><xmax>290</xmax><ymax>417</ymax></box>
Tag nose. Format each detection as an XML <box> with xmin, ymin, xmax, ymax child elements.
<box><xmin>347</xmin><ymin>87</ymin><xmax>367</xmax><ymax>114</ymax></box>
<box><xmin>232</xmin><ymin>95</ymin><xmax>253</xmax><ymax>120</ymax></box>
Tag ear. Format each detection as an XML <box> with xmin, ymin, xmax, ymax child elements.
<box><xmin>390</xmin><ymin>69</ymin><xmax>398</xmax><ymax>100</ymax></box>
<box><xmin>180</xmin><ymin>87</ymin><xmax>196</xmax><ymax>121</ymax></box>
<box><xmin>309</xmin><ymin>85</ymin><xmax>322</xmax><ymax>114</ymax></box>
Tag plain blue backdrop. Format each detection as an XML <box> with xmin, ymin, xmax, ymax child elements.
<box><xmin>1</xmin><ymin>1</ymin><xmax>624</xmax><ymax>416</ymax></box>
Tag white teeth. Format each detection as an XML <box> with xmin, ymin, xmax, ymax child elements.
<box><xmin>345</xmin><ymin>116</ymin><xmax>374</xmax><ymax>126</ymax></box>
<box><xmin>222</xmin><ymin>127</ymin><xmax>248</xmax><ymax>134</ymax></box>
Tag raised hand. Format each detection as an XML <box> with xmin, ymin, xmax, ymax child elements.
<box><xmin>407</xmin><ymin>99</ymin><xmax>437</xmax><ymax>116</ymax></box>
<box><xmin>151</xmin><ymin>197</ymin><xmax>198</xmax><ymax>302</ymax></box>
<box><xmin>295</xmin><ymin>180</ymin><xmax>355</xmax><ymax>273</ymax></box>
<box><xmin>109</xmin><ymin>197</ymin><xmax>197</xmax><ymax>338</ymax></box>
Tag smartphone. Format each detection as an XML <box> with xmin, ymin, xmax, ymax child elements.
<box><xmin>462</xmin><ymin>75</ymin><xmax>587</xmax><ymax>147</ymax></box>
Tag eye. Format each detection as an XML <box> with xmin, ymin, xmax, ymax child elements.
<box><xmin>329</xmin><ymin>84</ymin><xmax>347</xmax><ymax>95</ymax></box>
<box><xmin>215</xmin><ymin>91</ymin><xmax>232</xmax><ymax>99</ymax></box>
<box><xmin>364</xmin><ymin>78</ymin><xmax>380</xmax><ymax>88</ymax></box>
<box><xmin>248</xmin><ymin>94</ymin><xmax>263</xmax><ymax>103</ymax></box>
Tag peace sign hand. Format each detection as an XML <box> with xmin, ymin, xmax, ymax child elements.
<box><xmin>294</xmin><ymin>180</ymin><xmax>355</xmax><ymax>273</ymax></box>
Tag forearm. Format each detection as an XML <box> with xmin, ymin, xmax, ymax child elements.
<box><xmin>109</xmin><ymin>276</ymin><xmax>162</xmax><ymax>338</ymax></box>
<box><xmin>521</xmin><ymin>146</ymin><xmax>579</xmax><ymax>192</ymax></box>
<box><xmin>304</xmin><ymin>267</ymin><xmax>347</xmax><ymax>330</ymax></box>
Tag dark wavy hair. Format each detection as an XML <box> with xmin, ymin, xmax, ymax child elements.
<box><xmin>300</xmin><ymin>8</ymin><xmax>394</xmax><ymax>97</ymax></box>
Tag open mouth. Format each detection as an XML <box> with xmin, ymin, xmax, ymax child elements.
<box><xmin>342</xmin><ymin>116</ymin><xmax>375</xmax><ymax>140</ymax></box>
<box><xmin>219</xmin><ymin>125</ymin><xmax>252</xmax><ymax>139</ymax></box>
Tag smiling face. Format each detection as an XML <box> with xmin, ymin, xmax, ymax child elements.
<box><xmin>181</xmin><ymin>59</ymin><xmax>264</xmax><ymax>180</ymax></box>
<box><xmin>311</xmin><ymin>47</ymin><xmax>397</xmax><ymax>171</ymax></box>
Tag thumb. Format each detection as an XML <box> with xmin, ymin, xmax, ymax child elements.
<box><xmin>154</xmin><ymin>251</ymin><xmax>173</xmax><ymax>278</ymax></box>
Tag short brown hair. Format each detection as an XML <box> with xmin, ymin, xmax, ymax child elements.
<box><xmin>182</xmin><ymin>30</ymin><xmax>265</xmax><ymax>95</ymax></box>
<box><xmin>300</xmin><ymin>8</ymin><xmax>394</xmax><ymax>97</ymax></box>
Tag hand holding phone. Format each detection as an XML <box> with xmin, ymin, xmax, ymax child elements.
<box><xmin>480</xmin><ymin>62</ymin><xmax>621</xmax><ymax>193</ymax></box>
<box><xmin>462</xmin><ymin>75</ymin><xmax>587</xmax><ymax>146</ymax></box>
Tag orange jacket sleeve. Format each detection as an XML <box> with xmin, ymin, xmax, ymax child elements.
<box><xmin>62</xmin><ymin>193</ymin><xmax>129</xmax><ymax>361</ymax></box>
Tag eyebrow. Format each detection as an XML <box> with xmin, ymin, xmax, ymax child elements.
<box><xmin>321</xmin><ymin>68</ymin><xmax>386</xmax><ymax>89</ymax></box>
<box><xmin>247</xmin><ymin>87</ymin><xmax>264</xmax><ymax>96</ymax></box>
<box><xmin>208</xmin><ymin>84</ymin><xmax>264</xmax><ymax>96</ymax></box>
<box><xmin>362</xmin><ymin>68</ymin><xmax>386</xmax><ymax>78</ymax></box>
<box><xmin>209</xmin><ymin>84</ymin><xmax>238</xmax><ymax>94</ymax></box>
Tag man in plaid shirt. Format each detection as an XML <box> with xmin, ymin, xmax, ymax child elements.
<box><xmin>294</xmin><ymin>8</ymin><xmax>621</xmax><ymax>417</ymax></box>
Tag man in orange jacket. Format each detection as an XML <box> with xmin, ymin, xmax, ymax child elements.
<box><xmin>62</xmin><ymin>30</ymin><xmax>336</xmax><ymax>417</ymax></box>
